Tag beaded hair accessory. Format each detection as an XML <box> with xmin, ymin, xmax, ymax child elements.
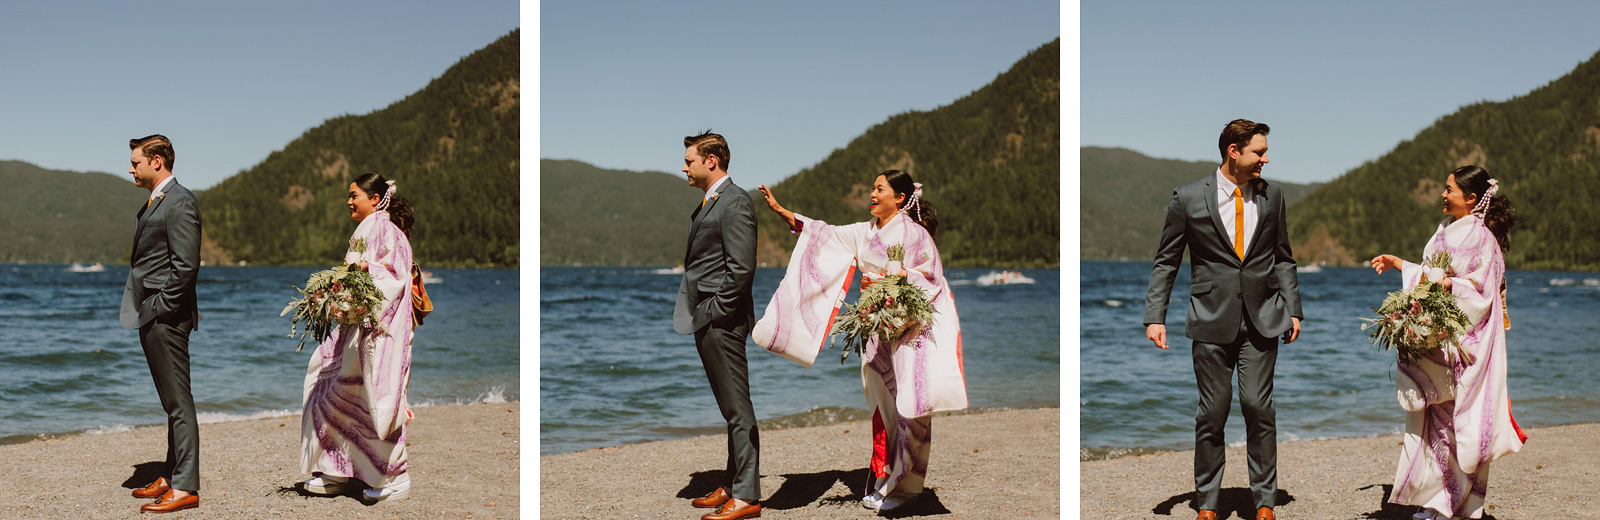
<box><xmin>1470</xmin><ymin>178</ymin><xmax>1498</xmax><ymax>215</ymax></box>
<box><xmin>374</xmin><ymin>180</ymin><xmax>397</xmax><ymax>211</ymax></box>
<box><xmin>899</xmin><ymin>182</ymin><xmax>925</xmax><ymax>221</ymax></box>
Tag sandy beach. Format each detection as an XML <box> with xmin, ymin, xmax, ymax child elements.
<box><xmin>541</xmin><ymin>407</ymin><xmax>1061</xmax><ymax>519</ymax></box>
<box><xmin>0</xmin><ymin>401</ymin><xmax>519</xmax><ymax>519</ymax></box>
<box><xmin>1081</xmin><ymin>422</ymin><xmax>1600</xmax><ymax>519</ymax></box>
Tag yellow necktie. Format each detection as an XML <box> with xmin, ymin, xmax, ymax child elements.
<box><xmin>1232</xmin><ymin>187</ymin><xmax>1245</xmax><ymax>259</ymax></box>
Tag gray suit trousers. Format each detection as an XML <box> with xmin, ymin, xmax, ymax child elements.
<box><xmin>695</xmin><ymin>320</ymin><xmax>760</xmax><ymax>501</ymax></box>
<box><xmin>141</xmin><ymin>312</ymin><xmax>199</xmax><ymax>492</ymax></box>
<box><xmin>1192</xmin><ymin>317</ymin><xmax>1277</xmax><ymax>511</ymax></box>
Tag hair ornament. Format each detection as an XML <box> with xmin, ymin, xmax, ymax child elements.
<box><xmin>1471</xmin><ymin>178</ymin><xmax>1498</xmax><ymax>215</ymax></box>
<box><xmin>900</xmin><ymin>182</ymin><xmax>925</xmax><ymax>221</ymax></box>
<box><xmin>375</xmin><ymin>180</ymin><xmax>397</xmax><ymax>211</ymax></box>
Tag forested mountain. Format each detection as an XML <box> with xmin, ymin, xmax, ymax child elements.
<box><xmin>1079</xmin><ymin>147</ymin><xmax>1319</xmax><ymax>261</ymax></box>
<box><xmin>1289</xmin><ymin>48</ymin><xmax>1600</xmax><ymax>270</ymax></box>
<box><xmin>197</xmin><ymin>29</ymin><xmax>519</xmax><ymax>267</ymax></box>
<box><xmin>754</xmin><ymin>38</ymin><xmax>1061</xmax><ymax>267</ymax></box>
<box><xmin>539</xmin><ymin>159</ymin><xmax>702</xmax><ymax>266</ymax></box>
<box><xmin>538</xmin><ymin>38</ymin><xmax>1060</xmax><ymax>268</ymax></box>
<box><xmin>0</xmin><ymin>161</ymin><xmax>147</xmax><ymax>263</ymax></box>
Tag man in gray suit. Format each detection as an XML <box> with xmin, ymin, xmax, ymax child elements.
<box><xmin>121</xmin><ymin>134</ymin><xmax>203</xmax><ymax>513</ymax></box>
<box><xmin>1144</xmin><ymin>120</ymin><xmax>1302</xmax><ymax>520</ymax></box>
<box><xmin>673</xmin><ymin>131</ymin><xmax>761</xmax><ymax>520</ymax></box>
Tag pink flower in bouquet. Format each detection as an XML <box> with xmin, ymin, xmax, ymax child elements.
<box><xmin>1410</xmin><ymin>301</ymin><xmax>1422</xmax><ymax>315</ymax></box>
<box><xmin>332</xmin><ymin>280</ymin><xmax>343</xmax><ymax>292</ymax></box>
<box><xmin>885</xmin><ymin>295</ymin><xmax>897</xmax><ymax>308</ymax></box>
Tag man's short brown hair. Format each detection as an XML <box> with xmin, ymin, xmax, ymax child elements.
<box><xmin>130</xmin><ymin>134</ymin><xmax>176</xmax><ymax>171</ymax></box>
<box><xmin>1217</xmin><ymin>119</ymin><xmax>1269</xmax><ymax>162</ymax></box>
<box><xmin>683</xmin><ymin>131</ymin><xmax>730</xmax><ymax>172</ymax></box>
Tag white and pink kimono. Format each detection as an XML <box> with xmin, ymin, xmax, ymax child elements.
<box><xmin>1390</xmin><ymin>214</ymin><xmax>1526</xmax><ymax>519</ymax></box>
<box><xmin>754</xmin><ymin>212</ymin><xmax>967</xmax><ymax>499</ymax></box>
<box><xmin>300</xmin><ymin>210</ymin><xmax>415</xmax><ymax>488</ymax></box>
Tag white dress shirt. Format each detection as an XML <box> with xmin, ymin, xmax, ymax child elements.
<box><xmin>703</xmin><ymin>175</ymin><xmax>730</xmax><ymax>203</ymax></box>
<box><xmin>1215</xmin><ymin>167</ymin><xmax>1257</xmax><ymax>256</ymax></box>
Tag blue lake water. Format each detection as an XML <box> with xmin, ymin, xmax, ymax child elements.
<box><xmin>539</xmin><ymin>266</ymin><xmax>1060</xmax><ymax>455</ymax></box>
<box><xmin>0</xmin><ymin>264</ymin><xmax>520</xmax><ymax>444</ymax></box>
<box><xmin>1080</xmin><ymin>260</ymin><xmax>1600</xmax><ymax>460</ymax></box>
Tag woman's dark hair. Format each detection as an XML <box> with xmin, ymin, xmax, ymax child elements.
<box><xmin>1451</xmin><ymin>165</ymin><xmax>1513</xmax><ymax>253</ymax></box>
<box><xmin>354</xmin><ymin>172</ymin><xmax>414</xmax><ymax>236</ymax></box>
<box><xmin>880</xmin><ymin>169</ymin><xmax>937</xmax><ymax>239</ymax></box>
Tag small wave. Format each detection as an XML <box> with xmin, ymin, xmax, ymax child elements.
<box><xmin>1103</xmin><ymin>300</ymin><xmax>1123</xmax><ymax>308</ymax></box>
<box><xmin>413</xmin><ymin>385</ymin><xmax>518</xmax><ymax>407</ymax></box>
<box><xmin>480</xmin><ymin>385</ymin><xmax>507</xmax><ymax>404</ymax></box>
<box><xmin>196</xmin><ymin>409</ymin><xmax>296</xmax><ymax>424</ymax></box>
<box><xmin>1550</xmin><ymin>278</ymin><xmax>1576</xmax><ymax>286</ymax></box>
<box><xmin>86</xmin><ymin>424</ymin><xmax>136</xmax><ymax>435</ymax></box>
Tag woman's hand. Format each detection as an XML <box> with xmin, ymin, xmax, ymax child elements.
<box><xmin>860</xmin><ymin>271</ymin><xmax>883</xmax><ymax>290</ymax></box>
<box><xmin>1370</xmin><ymin>254</ymin><xmax>1402</xmax><ymax>274</ymax></box>
<box><xmin>356</xmin><ymin>261</ymin><xmax>370</xmax><ymax>271</ymax></box>
<box><xmin>757</xmin><ymin>185</ymin><xmax>800</xmax><ymax>232</ymax></box>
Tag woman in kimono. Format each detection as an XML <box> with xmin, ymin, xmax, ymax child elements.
<box><xmin>755</xmin><ymin>170</ymin><xmax>967</xmax><ymax>512</ymax></box>
<box><xmin>1369</xmin><ymin>165</ymin><xmax>1526</xmax><ymax>520</ymax></box>
<box><xmin>300</xmin><ymin>172</ymin><xmax>417</xmax><ymax>502</ymax></box>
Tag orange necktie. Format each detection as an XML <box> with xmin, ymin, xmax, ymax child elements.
<box><xmin>1232</xmin><ymin>187</ymin><xmax>1244</xmax><ymax>259</ymax></box>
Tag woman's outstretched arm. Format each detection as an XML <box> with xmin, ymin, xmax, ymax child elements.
<box><xmin>757</xmin><ymin>184</ymin><xmax>800</xmax><ymax>233</ymax></box>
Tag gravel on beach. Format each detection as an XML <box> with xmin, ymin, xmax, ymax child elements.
<box><xmin>540</xmin><ymin>407</ymin><xmax>1061</xmax><ymax>519</ymax></box>
<box><xmin>0</xmin><ymin>401</ymin><xmax>520</xmax><ymax>519</ymax></box>
<box><xmin>1080</xmin><ymin>422</ymin><xmax>1600</xmax><ymax>519</ymax></box>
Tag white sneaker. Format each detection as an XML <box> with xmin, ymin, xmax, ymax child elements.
<box><xmin>303</xmin><ymin>473</ymin><xmax>350</xmax><ymax>495</ymax></box>
<box><xmin>361</xmin><ymin>473</ymin><xmax>411</xmax><ymax>502</ymax></box>
<box><xmin>861</xmin><ymin>491</ymin><xmax>885</xmax><ymax>510</ymax></box>
<box><xmin>880</xmin><ymin>491</ymin><xmax>921</xmax><ymax>511</ymax></box>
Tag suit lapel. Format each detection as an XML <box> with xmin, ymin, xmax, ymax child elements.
<box><xmin>1201</xmin><ymin>177</ymin><xmax>1236</xmax><ymax>264</ymax></box>
<box><xmin>1245</xmin><ymin>179</ymin><xmax>1271</xmax><ymax>259</ymax></box>
<box><xmin>133</xmin><ymin>181</ymin><xmax>178</xmax><ymax>253</ymax></box>
<box><xmin>684</xmin><ymin>180</ymin><xmax>729</xmax><ymax>265</ymax></box>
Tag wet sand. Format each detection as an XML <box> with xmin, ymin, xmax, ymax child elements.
<box><xmin>540</xmin><ymin>407</ymin><xmax>1061</xmax><ymax>519</ymax></box>
<box><xmin>1080</xmin><ymin>422</ymin><xmax>1600</xmax><ymax>519</ymax></box>
<box><xmin>0</xmin><ymin>401</ymin><xmax>520</xmax><ymax>519</ymax></box>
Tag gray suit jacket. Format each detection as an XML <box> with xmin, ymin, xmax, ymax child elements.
<box><xmin>120</xmin><ymin>180</ymin><xmax>202</xmax><ymax>330</ymax></box>
<box><xmin>1144</xmin><ymin>175</ymin><xmax>1302</xmax><ymax>343</ymax></box>
<box><xmin>673</xmin><ymin>179</ymin><xmax>757</xmax><ymax>335</ymax></box>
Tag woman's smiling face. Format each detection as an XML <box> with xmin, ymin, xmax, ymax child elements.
<box><xmin>869</xmin><ymin>175</ymin><xmax>903</xmax><ymax>222</ymax></box>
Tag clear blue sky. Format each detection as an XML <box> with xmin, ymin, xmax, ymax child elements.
<box><xmin>1082</xmin><ymin>2</ymin><xmax>1600</xmax><ymax>184</ymax></box>
<box><xmin>540</xmin><ymin>1</ymin><xmax>1062</xmax><ymax>190</ymax></box>
<box><xmin>0</xmin><ymin>1</ymin><xmax>520</xmax><ymax>190</ymax></box>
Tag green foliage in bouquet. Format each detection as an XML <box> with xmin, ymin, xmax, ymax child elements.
<box><xmin>282</xmin><ymin>263</ymin><xmax>387</xmax><ymax>352</ymax></box>
<box><xmin>829</xmin><ymin>245</ymin><xmax>938</xmax><ymax>363</ymax></box>
<box><xmin>1360</xmin><ymin>251</ymin><xmax>1474</xmax><ymax>365</ymax></box>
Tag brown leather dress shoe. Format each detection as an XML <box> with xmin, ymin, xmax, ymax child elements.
<box><xmin>691</xmin><ymin>487</ymin><xmax>730</xmax><ymax>508</ymax></box>
<box><xmin>140</xmin><ymin>490</ymin><xmax>199</xmax><ymax>513</ymax></box>
<box><xmin>131</xmin><ymin>478</ymin><xmax>171</xmax><ymax>499</ymax></box>
<box><xmin>1196</xmin><ymin>510</ymin><xmax>1217</xmax><ymax>520</ymax></box>
<box><xmin>702</xmin><ymin>501</ymin><xmax>761</xmax><ymax>520</ymax></box>
<box><xmin>1257</xmin><ymin>506</ymin><xmax>1276</xmax><ymax>520</ymax></box>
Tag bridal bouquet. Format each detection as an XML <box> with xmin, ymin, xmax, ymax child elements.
<box><xmin>1361</xmin><ymin>251</ymin><xmax>1474</xmax><ymax>365</ymax></box>
<box><xmin>282</xmin><ymin>263</ymin><xmax>386</xmax><ymax>352</ymax></box>
<box><xmin>829</xmin><ymin>245</ymin><xmax>937</xmax><ymax>363</ymax></box>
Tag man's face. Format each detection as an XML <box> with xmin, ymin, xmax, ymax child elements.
<box><xmin>1231</xmin><ymin>134</ymin><xmax>1269</xmax><ymax>180</ymax></box>
<box><xmin>129</xmin><ymin>148</ymin><xmax>160</xmax><ymax>190</ymax></box>
<box><xmin>683</xmin><ymin>146</ymin><xmax>716</xmax><ymax>190</ymax></box>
